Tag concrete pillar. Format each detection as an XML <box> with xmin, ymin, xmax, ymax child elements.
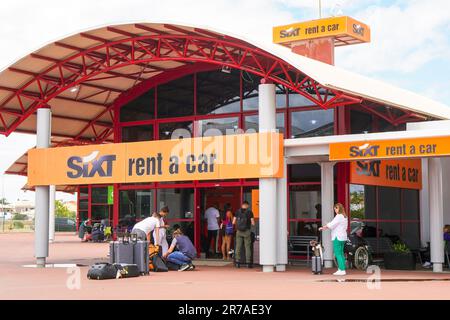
<box><xmin>320</xmin><ymin>162</ymin><xmax>335</xmax><ymax>268</ymax></box>
<box><xmin>258</xmin><ymin>82</ymin><xmax>277</xmax><ymax>273</ymax></box>
<box><xmin>35</xmin><ymin>106</ymin><xmax>51</xmax><ymax>267</ymax></box>
<box><xmin>428</xmin><ymin>157</ymin><xmax>444</xmax><ymax>272</ymax></box>
<box><xmin>420</xmin><ymin>159</ymin><xmax>430</xmax><ymax>247</ymax></box>
<box><xmin>49</xmin><ymin>185</ymin><xmax>56</xmax><ymax>242</ymax></box>
<box><xmin>276</xmin><ymin>157</ymin><xmax>288</xmax><ymax>272</ymax></box>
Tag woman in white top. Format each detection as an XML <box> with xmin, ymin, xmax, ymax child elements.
<box><xmin>319</xmin><ymin>203</ymin><xmax>348</xmax><ymax>276</ymax></box>
<box><xmin>153</xmin><ymin>216</ymin><xmax>169</xmax><ymax>255</ymax></box>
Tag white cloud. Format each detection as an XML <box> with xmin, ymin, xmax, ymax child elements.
<box><xmin>336</xmin><ymin>0</ymin><xmax>450</xmax><ymax>74</ymax></box>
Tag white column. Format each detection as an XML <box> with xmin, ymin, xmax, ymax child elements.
<box><xmin>429</xmin><ymin>157</ymin><xmax>444</xmax><ymax>272</ymax></box>
<box><xmin>35</xmin><ymin>106</ymin><xmax>52</xmax><ymax>267</ymax></box>
<box><xmin>49</xmin><ymin>185</ymin><xmax>56</xmax><ymax>242</ymax></box>
<box><xmin>258</xmin><ymin>82</ymin><xmax>277</xmax><ymax>273</ymax></box>
<box><xmin>420</xmin><ymin>159</ymin><xmax>430</xmax><ymax>247</ymax></box>
<box><xmin>320</xmin><ymin>162</ymin><xmax>335</xmax><ymax>268</ymax></box>
<box><xmin>276</xmin><ymin>157</ymin><xmax>288</xmax><ymax>272</ymax></box>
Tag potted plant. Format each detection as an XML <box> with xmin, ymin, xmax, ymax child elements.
<box><xmin>384</xmin><ymin>242</ymin><xmax>416</xmax><ymax>270</ymax></box>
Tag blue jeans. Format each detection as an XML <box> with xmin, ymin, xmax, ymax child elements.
<box><xmin>167</xmin><ymin>251</ymin><xmax>191</xmax><ymax>266</ymax></box>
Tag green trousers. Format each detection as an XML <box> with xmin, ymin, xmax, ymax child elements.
<box><xmin>235</xmin><ymin>230</ymin><xmax>252</xmax><ymax>263</ymax></box>
<box><xmin>333</xmin><ymin>238</ymin><xmax>346</xmax><ymax>271</ymax></box>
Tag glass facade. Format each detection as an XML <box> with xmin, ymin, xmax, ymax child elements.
<box><xmin>75</xmin><ymin>68</ymin><xmax>422</xmax><ymax>258</ymax></box>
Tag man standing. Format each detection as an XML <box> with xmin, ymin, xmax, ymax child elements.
<box><xmin>233</xmin><ymin>201</ymin><xmax>255</xmax><ymax>268</ymax></box>
<box><xmin>204</xmin><ymin>204</ymin><xmax>220</xmax><ymax>258</ymax></box>
<box><xmin>132</xmin><ymin>206</ymin><xmax>169</xmax><ymax>244</ymax></box>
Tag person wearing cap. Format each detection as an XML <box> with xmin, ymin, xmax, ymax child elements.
<box><xmin>132</xmin><ymin>206</ymin><xmax>169</xmax><ymax>245</ymax></box>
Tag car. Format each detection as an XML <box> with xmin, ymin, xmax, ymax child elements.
<box><xmin>55</xmin><ymin>217</ymin><xmax>76</xmax><ymax>232</ymax></box>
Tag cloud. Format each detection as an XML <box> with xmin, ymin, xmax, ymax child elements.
<box><xmin>336</xmin><ymin>0</ymin><xmax>450</xmax><ymax>74</ymax></box>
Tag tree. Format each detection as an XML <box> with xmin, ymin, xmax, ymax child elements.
<box><xmin>55</xmin><ymin>200</ymin><xmax>76</xmax><ymax>220</ymax></box>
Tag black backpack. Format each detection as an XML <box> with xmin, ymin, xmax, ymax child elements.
<box><xmin>236</xmin><ymin>209</ymin><xmax>250</xmax><ymax>232</ymax></box>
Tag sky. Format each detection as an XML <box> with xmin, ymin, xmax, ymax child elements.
<box><xmin>0</xmin><ymin>0</ymin><xmax>449</xmax><ymax>203</ymax></box>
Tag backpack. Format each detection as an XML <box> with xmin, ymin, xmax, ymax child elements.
<box><xmin>236</xmin><ymin>210</ymin><xmax>250</xmax><ymax>232</ymax></box>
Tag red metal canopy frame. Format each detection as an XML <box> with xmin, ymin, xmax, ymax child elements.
<box><xmin>0</xmin><ymin>26</ymin><xmax>363</xmax><ymax>143</ymax></box>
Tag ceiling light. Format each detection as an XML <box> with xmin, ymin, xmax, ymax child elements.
<box><xmin>221</xmin><ymin>65</ymin><xmax>231</xmax><ymax>74</ymax></box>
<box><xmin>70</xmin><ymin>86</ymin><xmax>79</xmax><ymax>93</ymax></box>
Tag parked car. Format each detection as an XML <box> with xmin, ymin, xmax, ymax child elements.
<box><xmin>55</xmin><ymin>217</ymin><xmax>76</xmax><ymax>232</ymax></box>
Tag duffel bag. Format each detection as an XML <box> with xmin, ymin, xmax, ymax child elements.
<box><xmin>87</xmin><ymin>263</ymin><xmax>118</xmax><ymax>280</ymax></box>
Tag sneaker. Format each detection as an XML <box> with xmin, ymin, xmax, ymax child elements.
<box><xmin>333</xmin><ymin>270</ymin><xmax>346</xmax><ymax>276</ymax></box>
<box><xmin>179</xmin><ymin>264</ymin><xmax>190</xmax><ymax>272</ymax></box>
<box><xmin>422</xmin><ymin>262</ymin><xmax>432</xmax><ymax>268</ymax></box>
<box><xmin>188</xmin><ymin>264</ymin><xmax>195</xmax><ymax>271</ymax></box>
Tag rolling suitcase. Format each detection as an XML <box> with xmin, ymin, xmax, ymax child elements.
<box><xmin>87</xmin><ymin>263</ymin><xmax>118</xmax><ymax>280</ymax></box>
<box><xmin>131</xmin><ymin>234</ymin><xmax>149</xmax><ymax>275</ymax></box>
<box><xmin>110</xmin><ymin>234</ymin><xmax>134</xmax><ymax>265</ymax></box>
<box><xmin>312</xmin><ymin>256</ymin><xmax>323</xmax><ymax>274</ymax></box>
<box><xmin>114</xmin><ymin>263</ymin><xmax>140</xmax><ymax>278</ymax></box>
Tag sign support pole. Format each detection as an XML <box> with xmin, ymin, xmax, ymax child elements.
<box><xmin>429</xmin><ymin>157</ymin><xmax>444</xmax><ymax>273</ymax></box>
<box><xmin>49</xmin><ymin>185</ymin><xmax>55</xmax><ymax>242</ymax></box>
<box><xmin>35</xmin><ymin>106</ymin><xmax>51</xmax><ymax>267</ymax></box>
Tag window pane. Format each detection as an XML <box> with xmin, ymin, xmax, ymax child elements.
<box><xmin>290</xmin><ymin>109</ymin><xmax>334</xmax><ymax>138</ymax></box>
<box><xmin>120</xmin><ymin>89</ymin><xmax>155</xmax><ymax>122</ymax></box>
<box><xmin>157</xmin><ymin>188</ymin><xmax>194</xmax><ymax>220</ymax></box>
<box><xmin>121</xmin><ymin>125</ymin><xmax>153</xmax><ymax>142</ymax></box>
<box><xmin>242</xmin><ymin>73</ymin><xmax>261</xmax><ymax>111</ymax></box>
<box><xmin>349</xmin><ymin>184</ymin><xmax>377</xmax><ymax>220</ymax></box>
<box><xmin>378</xmin><ymin>222</ymin><xmax>401</xmax><ymax>241</ymax></box>
<box><xmin>402</xmin><ymin>222</ymin><xmax>420</xmax><ymax>250</ymax></box>
<box><xmin>351</xmin><ymin>110</ymin><xmax>372</xmax><ymax>134</ymax></box>
<box><xmin>402</xmin><ymin>189</ymin><xmax>419</xmax><ymax>220</ymax></box>
<box><xmin>288</xmin><ymin>92</ymin><xmax>316</xmax><ymax>107</ymax></box>
<box><xmin>167</xmin><ymin>221</ymin><xmax>195</xmax><ymax>245</ymax></box>
<box><xmin>79</xmin><ymin>187</ymin><xmax>88</xmax><ymax>198</ymax></box>
<box><xmin>79</xmin><ymin>199</ymin><xmax>88</xmax><ymax>211</ymax></box>
<box><xmin>119</xmin><ymin>189</ymin><xmax>154</xmax><ymax>223</ymax></box>
<box><xmin>79</xmin><ymin>211</ymin><xmax>88</xmax><ymax>222</ymax></box>
<box><xmin>378</xmin><ymin>187</ymin><xmax>401</xmax><ymax>220</ymax></box>
<box><xmin>289</xmin><ymin>185</ymin><xmax>321</xmax><ymax>220</ymax></box>
<box><xmin>157</xmin><ymin>75</ymin><xmax>194</xmax><ymax>118</ymax></box>
<box><xmin>199</xmin><ymin>117</ymin><xmax>239</xmax><ymax>136</ymax></box>
<box><xmin>243</xmin><ymin>113</ymin><xmax>285</xmax><ymax>135</ymax></box>
<box><xmin>276</xmin><ymin>85</ymin><xmax>287</xmax><ymax>108</ymax></box>
<box><xmin>289</xmin><ymin>164</ymin><xmax>321</xmax><ymax>183</ymax></box>
<box><xmin>196</xmin><ymin>70</ymin><xmax>240</xmax><ymax>115</ymax></box>
<box><xmin>289</xmin><ymin>221</ymin><xmax>320</xmax><ymax>237</ymax></box>
<box><xmin>159</xmin><ymin>121</ymin><xmax>193</xmax><ymax>140</ymax></box>
<box><xmin>91</xmin><ymin>205</ymin><xmax>110</xmax><ymax>222</ymax></box>
<box><xmin>91</xmin><ymin>187</ymin><xmax>108</xmax><ymax>204</ymax></box>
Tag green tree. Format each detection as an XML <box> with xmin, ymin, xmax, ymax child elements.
<box><xmin>55</xmin><ymin>200</ymin><xmax>76</xmax><ymax>220</ymax></box>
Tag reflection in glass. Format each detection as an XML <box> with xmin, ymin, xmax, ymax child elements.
<box><xmin>119</xmin><ymin>189</ymin><xmax>154</xmax><ymax>224</ymax></box>
<box><xmin>157</xmin><ymin>75</ymin><xmax>194</xmax><ymax>118</ymax></box>
<box><xmin>289</xmin><ymin>222</ymin><xmax>319</xmax><ymax>237</ymax></box>
<box><xmin>197</xmin><ymin>70</ymin><xmax>240</xmax><ymax>115</ymax></box>
<box><xmin>159</xmin><ymin>121</ymin><xmax>193</xmax><ymax>140</ymax></box>
<box><xmin>199</xmin><ymin>117</ymin><xmax>239</xmax><ymax>136</ymax></box>
<box><xmin>242</xmin><ymin>72</ymin><xmax>261</xmax><ymax>111</ymax></box>
<box><xmin>289</xmin><ymin>164</ymin><xmax>321</xmax><ymax>183</ymax></box>
<box><xmin>91</xmin><ymin>187</ymin><xmax>108</xmax><ymax>204</ymax></box>
<box><xmin>290</xmin><ymin>109</ymin><xmax>334</xmax><ymax>138</ymax></box>
<box><xmin>121</xmin><ymin>125</ymin><xmax>153</xmax><ymax>142</ymax></box>
<box><xmin>92</xmin><ymin>205</ymin><xmax>110</xmax><ymax>222</ymax></box>
<box><xmin>289</xmin><ymin>185</ymin><xmax>321</xmax><ymax>220</ymax></box>
<box><xmin>120</xmin><ymin>89</ymin><xmax>155</xmax><ymax>122</ymax></box>
<box><xmin>243</xmin><ymin>113</ymin><xmax>285</xmax><ymax>135</ymax></box>
<box><xmin>157</xmin><ymin>188</ymin><xmax>194</xmax><ymax>220</ymax></box>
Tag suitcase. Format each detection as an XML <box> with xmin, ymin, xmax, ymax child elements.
<box><xmin>150</xmin><ymin>254</ymin><xmax>168</xmax><ymax>272</ymax></box>
<box><xmin>234</xmin><ymin>232</ymin><xmax>255</xmax><ymax>267</ymax></box>
<box><xmin>110</xmin><ymin>234</ymin><xmax>134</xmax><ymax>265</ymax></box>
<box><xmin>87</xmin><ymin>263</ymin><xmax>118</xmax><ymax>280</ymax></box>
<box><xmin>132</xmin><ymin>237</ymin><xmax>149</xmax><ymax>275</ymax></box>
<box><xmin>114</xmin><ymin>263</ymin><xmax>140</xmax><ymax>278</ymax></box>
<box><xmin>312</xmin><ymin>256</ymin><xmax>323</xmax><ymax>274</ymax></box>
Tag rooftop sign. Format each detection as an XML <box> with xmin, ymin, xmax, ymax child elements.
<box><xmin>273</xmin><ymin>16</ymin><xmax>370</xmax><ymax>46</ymax></box>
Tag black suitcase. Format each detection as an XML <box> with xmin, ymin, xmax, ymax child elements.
<box><xmin>312</xmin><ymin>256</ymin><xmax>323</xmax><ymax>274</ymax></box>
<box><xmin>234</xmin><ymin>232</ymin><xmax>255</xmax><ymax>267</ymax></box>
<box><xmin>114</xmin><ymin>263</ymin><xmax>140</xmax><ymax>278</ymax></box>
<box><xmin>87</xmin><ymin>263</ymin><xmax>118</xmax><ymax>280</ymax></box>
<box><xmin>150</xmin><ymin>255</ymin><xmax>168</xmax><ymax>272</ymax></box>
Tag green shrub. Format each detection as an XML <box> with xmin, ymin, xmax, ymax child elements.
<box><xmin>13</xmin><ymin>221</ymin><xmax>24</xmax><ymax>229</ymax></box>
<box><xmin>13</xmin><ymin>213</ymin><xmax>28</xmax><ymax>221</ymax></box>
<box><xmin>392</xmin><ymin>242</ymin><xmax>410</xmax><ymax>253</ymax></box>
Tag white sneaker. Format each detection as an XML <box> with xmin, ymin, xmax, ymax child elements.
<box><xmin>333</xmin><ymin>270</ymin><xmax>346</xmax><ymax>276</ymax></box>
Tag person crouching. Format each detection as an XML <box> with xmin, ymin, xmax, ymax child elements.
<box><xmin>163</xmin><ymin>229</ymin><xmax>197</xmax><ymax>271</ymax></box>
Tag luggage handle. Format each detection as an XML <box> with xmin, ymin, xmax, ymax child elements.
<box><xmin>130</xmin><ymin>232</ymin><xmax>138</xmax><ymax>243</ymax></box>
<box><xmin>122</xmin><ymin>232</ymin><xmax>131</xmax><ymax>244</ymax></box>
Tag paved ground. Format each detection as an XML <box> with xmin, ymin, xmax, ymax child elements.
<box><xmin>0</xmin><ymin>232</ymin><xmax>449</xmax><ymax>300</ymax></box>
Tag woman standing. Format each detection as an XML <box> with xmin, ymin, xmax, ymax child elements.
<box><xmin>221</xmin><ymin>209</ymin><xmax>234</xmax><ymax>260</ymax></box>
<box><xmin>319</xmin><ymin>203</ymin><xmax>348</xmax><ymax>276</ymax></box>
